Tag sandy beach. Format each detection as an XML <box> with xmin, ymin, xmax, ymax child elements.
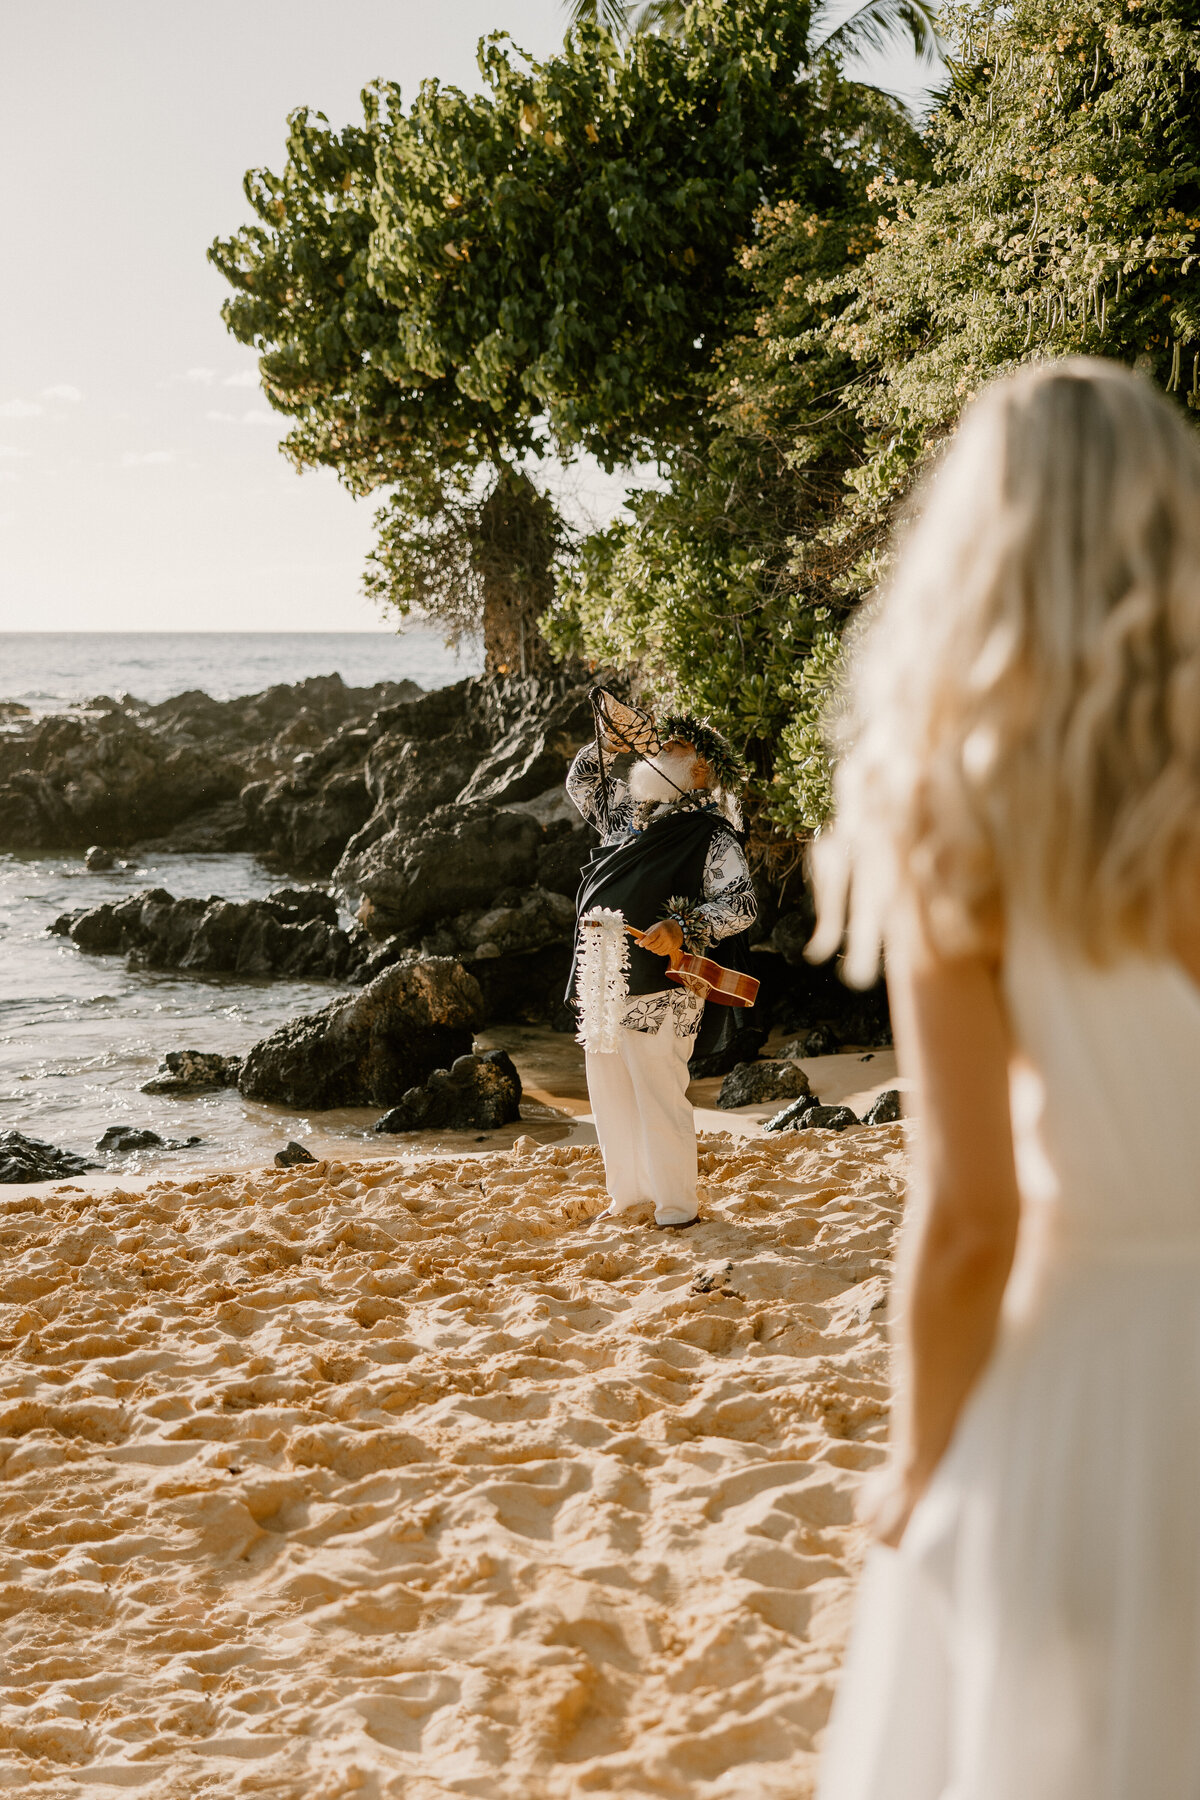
<box><xmin>0</xmin><ymin>1087</ymin><xmax>905</xmax><ymax>1797</ymax></box>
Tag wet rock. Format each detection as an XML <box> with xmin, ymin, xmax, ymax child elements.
<box><xmin>765</xmin><ymin>1097</ymin><xmax>859</xmax><ymax>1133</ymax></box>
<box><xmin>716</xmin><ymin>1060</ymin><xmax>814</xmax><ymax>1111</ymax></box>
<box><xmin>534</xmin><ymin>819</ymin><xmax>597</xmax><ymax>898</ymax></box>
<box><xmin>374</xmin><ymin>1050</ymin><xmax>522</xmax><ymax>1134</ymax></box>
<box><xmin>0</xmin><ymin>718</ymin><xmax>245</xmax><ymax>851</ymax></box>
<box><xmin>134</xmin><ymin>799</ymin><xmax>254</xmax><ymax>856</ymax></box>
<box><xmin>54</xmin><ymin>886</ymin><xmax>358</xmax><ymax>980</ymax></box>
<box><xmin>0</xmin><ymin>1131</ymin><xmax>95</xmax><ymax>1183</ymax></box>
<box><xmin>95</xmin><ymin>1127</ymin><xmax>202</xmax><ymax>1153</ymax></box>
<box><xmin>464</xmin><ymin>945</ymin><xmax>575</xmax><ymax>1029</ymax></box>
<box><xmin>141</xmin><ymin>1051</ymin><xmax>243</xmax><ymax>1096</ymax></box>
<box><xmin>49</xmin><ymin>908</ymin><xmax>87</xmax><ymax>939</ymax></box>
<box><xmin>420</xmin><ymin>887</ymin><xmax>576</xmax><ymax>961</ymax></box>
<box><xmin>238</xmin><ymin>957</ymin><xmax>484</xmax><ymax>1110</ymax></box>
<box><xmin>0</xmin><ymin>673</ymin><xmax>417</xmax><ymax>854</ymax></box>
<box><xmin>779</xmin><ymin>1026</ymin><xmax>838</xmax><ymax>1060</ymax></box>
<box><xmin>274</xmin><ymin>1141</ymin><xmax>318</xmax><ymax>1167</ymax></box>
<box><xmin>84</xmin><ymin>845</ymin><xmax>118</xmax><ymax>871</ymax></box>
<box><xmin>456</xmin><ymin>688</ymin><xmax>592</xmax><ymax>808</ymax></box>
<box><xmin>863</xmin><ymin>1088</ymin><xmax>902</xmax><ymax>1125</ymax></box>
<box><xmin>352</xmin><ymin>804</ymin><xmax>544</xmax><ymax>942</ymax></box>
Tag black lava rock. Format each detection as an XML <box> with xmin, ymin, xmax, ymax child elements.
<box><xmin>0</xmin><ymin>1132</ymin><xmax>94</xmax><ymax>1183</ymax></box>
<box><xmin>352</xmin><ymin>802</ymin><xmax>544</xmax><ymax>942</ymax></box>
<box><xmin>274</xmin><ymin>1141</ymin><xmax>318</xmax><ymax>1167</ymax></box>
<box><xmin>95</xmin><ymin>1127</ymin><xmax>203</xmax><ymax>1153</ymax></box>
<box><xmin>765</xmin><ymin>1097</ymin><xmax>859</xmax><ymax>1133</ymax></box>
<box><xmin>97</xmin><ymin>1127</ymin><xmax>164</xmax><ymax>1152</ymax></box>
<box><xmin>374</xmin><ymin>1050</ymin><xmax>522</xmax><ymax>1134</ymax></box>
<box><xmin>141</xmin><ymin>1051</ymin><xmax>244</xmax><ymax>1096</ymax></box>
<box><xmin>238</xmin><ymin>957</ymin><xmax>484</xmax><ymax>1110</ymax></box>
<box><xmin>805</xmin><ymin>1104</ymin><xmax>859</xmax><ymax>1131</ymax></box>
<box><xmin>863</xmin><ymin>1088</ymin><xmax>902</xmax><ymax>1125</ymax></box>
<box><xmin>764</xmin><ymin>1096</ymin><xmax>817</xmax><ymax>1133</ymax></box>
<box><xmin>56</xmin><ymin>886</ymin><xmax>357</xmax><ymax>981</ymax></box>
<box><xmin>0</xmin><ymin>671</ymin><xmax>415</xmax><ymax>856</ymax></box>
<box><xmin>716</xmin><ymin>1059</ymin><xmax>814</xmax><ymax>1111</ymax></box>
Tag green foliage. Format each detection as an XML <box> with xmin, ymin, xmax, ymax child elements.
<box><xmin>210</xmin><ymin>5</ymin><xmax>815</xmax><ymax>666</ymax></box>
<box><xmin>555</xmin><ymin>0</ymin><xmax>1200</xmax><ymax>838</ymax></box>
<box><xmin>831</xmin><ymin>0</ymin><xmax>1200</xmax><ymax>534</ymax></box>
<box><xmin>366</xmin><ymin>8</ymin><xmax>812</xmax><ymax>462</ymax></box>
<box><xmin>811</xmin><ymin>0</ymin><xmax>941</xmax><ymax>64</ymax></box>
<box><xmin>567</xmin><ymin>0</ymin><xmax>942</xmax><ymax>63</ymax></box>
<box><xmin>544</xmin><ymin>64</ymin><xmax>928</xmax><ymax>832</ymax></box>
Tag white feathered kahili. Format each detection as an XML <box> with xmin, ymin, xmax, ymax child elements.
<box><xmin>575</xmin><ymin>907</ymin><xmax>631</xmax><ymax>1054</ymax></box>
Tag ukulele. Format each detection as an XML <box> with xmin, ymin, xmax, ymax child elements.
<box><xmin>627</xmin><ymin>927</ymin><xmax>759</xmax><ymax>1009</ymax></box>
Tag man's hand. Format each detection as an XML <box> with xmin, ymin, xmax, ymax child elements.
<box><xmin>640</xmin><ymin>919</ymin><xmax>684</xmax><ymax>959</ymax></box>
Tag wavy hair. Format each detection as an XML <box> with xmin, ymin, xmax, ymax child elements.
<box><xmin>811</xmin><ymin>358</ymin><xmax>1200</xmax><ymax>984</ymax></box>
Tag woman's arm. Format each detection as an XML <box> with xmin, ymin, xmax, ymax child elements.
<box><xmin>870</xmin><ymin>931</ymin><xmax>1021</xmax><ymax>1546</ymax></box>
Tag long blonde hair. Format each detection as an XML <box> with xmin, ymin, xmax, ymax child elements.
<box><xmin>811</xmin><ymin>358</ymin><xmax>1200</xmax><ymax>985</ymax></box>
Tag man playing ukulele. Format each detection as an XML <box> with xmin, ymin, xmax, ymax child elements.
<box><xmin>566</xmin><ymin>710</ymin><xmax>757</xmax><ymax>1227</ymax></box>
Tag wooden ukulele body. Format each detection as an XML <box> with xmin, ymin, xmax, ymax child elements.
<box><xmin>625</xmin><ymin>925</ymin><xmax>759</xmax><ymax>1009</ymax></box>
<box><xmin>664</xmin><ymin>951</ymin><xmax>759</xmax><ymax>1008</ymax></box>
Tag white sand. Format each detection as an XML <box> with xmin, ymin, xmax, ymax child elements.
<box><xmin>0</xmin><ymin>1121</ymin><xmax>906</xmax><ymax>1797</ymax></box>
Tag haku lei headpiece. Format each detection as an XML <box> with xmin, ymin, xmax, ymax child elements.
<box><xmin>660</xmin><ymin>713</ymin><xmax>746</xmax><ymax>791</ymax></box>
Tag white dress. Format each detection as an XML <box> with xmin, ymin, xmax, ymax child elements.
<box><xmin>820</xmin><ymin>912</ymin><xmax>1200</xmax><ymax>1800</ymax></box>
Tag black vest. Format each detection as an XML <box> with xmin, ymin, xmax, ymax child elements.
<box><xmin>567</xmin><ymin>808</ymin><xmax>727</xmax><ymax>1001</ymax></box>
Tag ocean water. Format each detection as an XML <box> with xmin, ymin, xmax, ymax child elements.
<box><xmin>0</xmin><ymin>852</ymin><xmax>372</xmax><ymax>1179</ymax></box>
<box><xmin>0</xmin><ymin>631</ymin><xmax>506</xmax><ymax>1181</ymax></box>
<box><xmin>0</xmin><ymin>629</ymin><xmax>483</xmax><ymax>716</ymax></box>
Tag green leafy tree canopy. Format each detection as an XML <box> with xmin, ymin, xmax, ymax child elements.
<box><xmin>830</xmin><ymin>0</ymin><xmax>1200</xmax><ymax>545</ymax></box>
<box><xmin>210</xmin><ymin>3</ymin><xmax>814</xmax><ymax>668</ymax></box>
<box><xmin>543</xmin><ymin>61</ymin><xmax>929</xmax><ymax>844</ymax></box>
<box><xmin>552</xmin><ymin>0</ymin><xmax>1200</xmax><ymax>843</ymax></box>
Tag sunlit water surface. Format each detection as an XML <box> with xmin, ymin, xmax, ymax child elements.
<box><xmin>0</xmin><ymin>852</ymin><xmax>393</xmax><ymax>1178</ymax></box>
<box><xmin>0</xmin><ymin>636</ymin><xmax>573</xmax><ymax>1182</ymax></box>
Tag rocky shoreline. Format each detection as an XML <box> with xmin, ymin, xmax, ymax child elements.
<box><xmin>3</xmin><ymin>667</ymin><xmax>891</xmax><ymax>1173</ymax></box>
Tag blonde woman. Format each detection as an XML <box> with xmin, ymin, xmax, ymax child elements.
<box><xmin>814</xmin><ymin>359</ymin><xmax>1200</xmax><ymax>1799</ymax></box>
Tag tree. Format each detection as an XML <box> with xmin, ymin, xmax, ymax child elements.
<box><xmin>553</xmin><ymin>0</ymin><xmax>1200</xmax><ymax>841</ymax></box>
<box><xmin>567</xmin><ymin>0</ymin><xmax>942</xmax><ymax>65</ymax></box>
<box><xmin>210</xmin><ymin>4</ymin><xmax>814</xmax><ymax>670</ymax></box>
<box><xmin>543</xmin><ymin>62</ymin><xmax>929</xmax><ymax>845</ymax></box>
<box><xmin>826</xmin><ymin>0</ymin><xmax>1200</xmax><ymax>595</ymax></box>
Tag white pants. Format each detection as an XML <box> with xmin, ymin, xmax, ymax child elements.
<box><xmin>585</xmin><ymin>1020</ymin><xmax>698</xmax><ymax>1224</ymax></box>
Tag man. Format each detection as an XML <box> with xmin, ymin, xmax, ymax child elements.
<box><xmin>566</xmin><ymin>714</ymin><xmax>757</xmax><ymax>1227</ymax></box>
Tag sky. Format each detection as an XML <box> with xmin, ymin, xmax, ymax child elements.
<box><xmin>0</xmin><ymin>1</ymin><xmax>934</xmax><ymax>634</ymax></box>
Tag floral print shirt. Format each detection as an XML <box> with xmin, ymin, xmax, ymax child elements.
<box><xmin>567</xmin><ymin>741</ymin><xmax>757</xmax><ymax>1037</ymax></box>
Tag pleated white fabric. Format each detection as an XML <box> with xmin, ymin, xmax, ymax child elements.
<box><xmin>585</xmin><ymin>1016</ymin><xmax>698</xmax><ymax>1224</ymax></box>
<box><xmin>819</xmin><ymin>912</ymin><xmax>1200</xmax><ymax>1800</ymax></box>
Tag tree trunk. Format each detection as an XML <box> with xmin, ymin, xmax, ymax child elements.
<box><xmin>473</xmin><ymin>470</ymin><xmax>560</xmax><ymax>676</ymax></box>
